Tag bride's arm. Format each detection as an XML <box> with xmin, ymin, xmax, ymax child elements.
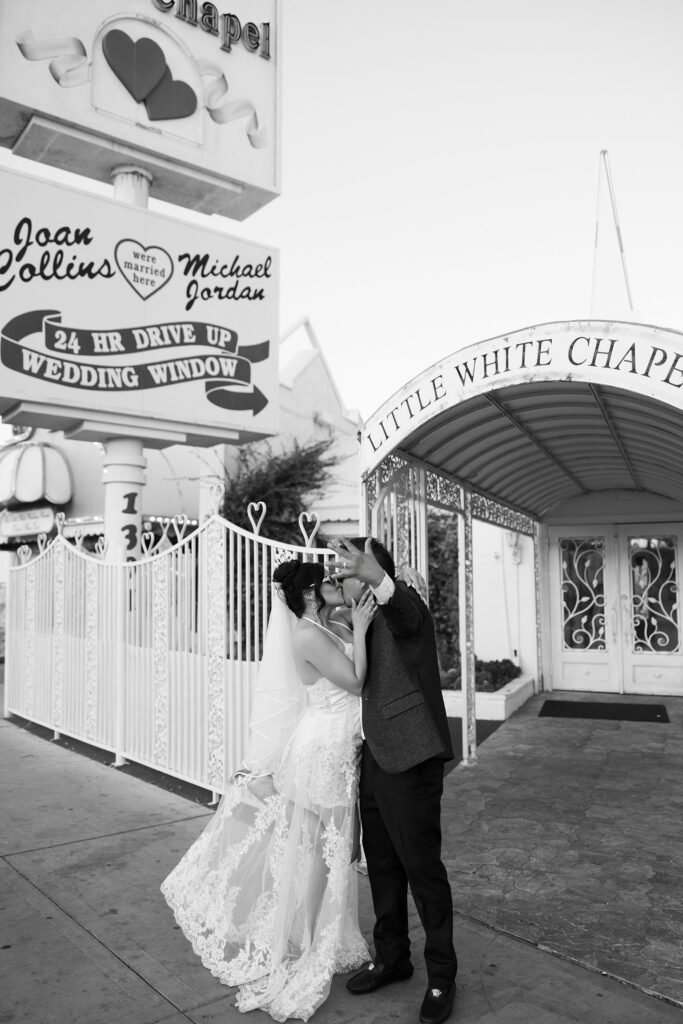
<box><xmin>349</xmin><ymin>590</ymin><xmax>375</xmax><ymax>689</ymax></box>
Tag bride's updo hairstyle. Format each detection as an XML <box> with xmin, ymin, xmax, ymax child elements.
<box><xmin>273</xmin><ymin>559</ymin><xmax>325</xmax><ymax>618</ymax></box>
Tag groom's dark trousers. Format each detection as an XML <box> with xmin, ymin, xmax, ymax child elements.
<box><xmin>359</xmin><ymin>579</ymin><xmax>457</xmax><ymax>991</ymax></box>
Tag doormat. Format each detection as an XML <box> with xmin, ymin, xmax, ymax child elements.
<box><xmin>539</xmin><ymin>700</ymin><xmax>669</xmax><ymax>723</ymax></box>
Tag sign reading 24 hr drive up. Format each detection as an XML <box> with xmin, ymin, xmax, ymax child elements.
<box><xmin>0</xmin><ymin>167</ymin><xmax>279</xmax><ymax>447</ymax></box>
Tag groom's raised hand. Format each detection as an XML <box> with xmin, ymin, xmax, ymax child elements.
<box><xmin>330</xmin><ymin>536</ymin><xmax>385</xmax><ymax>587</ymax></box>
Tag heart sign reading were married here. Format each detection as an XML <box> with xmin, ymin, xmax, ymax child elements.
<box><xmin>115</xmin><ymin>240</ymin><xmax>174</xmax><ymax>300</ymax></box>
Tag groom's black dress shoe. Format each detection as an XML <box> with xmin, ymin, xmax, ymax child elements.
<box><xmin>419</xmin><ymin>984</ymin><xmax>456</xmax><ymax>1023</ymax></box>
<box><xmin>346</xmin><ymin>960</ymin><xmax>414</xmax><ymax>994</ymax></box>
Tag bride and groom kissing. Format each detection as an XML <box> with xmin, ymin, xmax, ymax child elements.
<box><xmin>161</xmin><ymin>536</ymin><xmax>458</xmax><ymax>1024</ymax></box>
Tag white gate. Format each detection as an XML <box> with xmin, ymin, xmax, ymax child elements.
<box><xmin>4</xmin><ymin>507</ymin><xmax>332</xmax><ymax>796</ymax></box>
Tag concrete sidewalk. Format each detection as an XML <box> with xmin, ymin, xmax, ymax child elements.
<box><xmin>2</xmin><ymin>697</ymin><xmax>682</xmax><ymax>1024</ymax></box>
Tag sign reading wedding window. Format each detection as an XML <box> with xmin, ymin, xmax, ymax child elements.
<box><xmin>0</xmin><ymin>166</ymin><xmax>279</xmax><ymax>445</ymax></box>
<box><xmin>0</xmin><ymin>0</ymin><xmax>280</xmax><ymax>219</ymax></box>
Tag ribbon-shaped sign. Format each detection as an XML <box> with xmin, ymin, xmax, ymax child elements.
<box><xmin>1</xmin><ymin>310</ymin><xmax>270</xmax><ymax>415</ymax></box>
<box><xmin>198</xmin><ymin>59</ymin><xmax>267</xmax><ymax>148</ymax></box>
<box><xmin>15</xmin><ymin>30</ymin><xmax>90</xmax><ymax>87</ymax></box>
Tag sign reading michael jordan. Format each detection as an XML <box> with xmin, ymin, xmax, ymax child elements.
<box><xmin>0</xmin><ymin>0</ymin><xmax>280</xmax><ymax>219</ymax></box>
<box><xmin>360</xmin><ymin>321</ymin><xmax>683</xmax><ymax>475</ymax></box>
<box><xmin>0</xmin><ymin>167</ymin><xmax>278</xmax><ymax>446</ymax></box>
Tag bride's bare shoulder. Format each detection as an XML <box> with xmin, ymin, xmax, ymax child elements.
<box><xmin>293</xmin><ymin>621</ymin><xmax>321</xmax><ymax>651</ymax></box>
<box><xmin>293</xmin><ymin>622</ymin><xmax>337</xmax><ymax>658</ymax></box>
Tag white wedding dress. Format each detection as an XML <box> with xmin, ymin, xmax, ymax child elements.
<box><xmin>161</xmin><ymin>628</ymin><xmax>369</xmax><ymax>1022</ymax></box>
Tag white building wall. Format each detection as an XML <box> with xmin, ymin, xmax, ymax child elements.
<box><xmin>472</xmin><ymin>520</ymin><xmax>536</xmax><ymax>674</ymax></box>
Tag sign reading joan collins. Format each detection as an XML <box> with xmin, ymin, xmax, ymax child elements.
<box><xmin>0</xmin><ymin>167</ymin><xmax>278</xmax><ymax>447</ymax></box>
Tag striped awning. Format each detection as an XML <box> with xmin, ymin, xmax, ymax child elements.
<box><xmin>0</xmin><ymin>442</ymin><xmax>73</xmax><ymax>507</ymax></box>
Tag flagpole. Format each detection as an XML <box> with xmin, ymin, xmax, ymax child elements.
<box><xmin>590</xmin><ymin>150</ymin><xmax>604</xmax><ymax>317</ymax></box>
<box><xmin>601</xmin><ymin>149</ymin><xmax>636</xmax><ymax>314</ymax></box>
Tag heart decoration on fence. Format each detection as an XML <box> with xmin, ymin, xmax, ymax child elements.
<box><xmin>298</xmin><ymin>512</ymin><xmax>320</xmax><ymax>548</ymax></box>
<box><xmin>171</xmin><ymin>515</ymin><xmax>191</xmax><ymax>544</ymax></box>
<box><xmin>71</xmin><ymin>529</ymin><xmax>86</xmax><ymax>550</ymax></box>
<box><xmin>247</xmin><ymin>501</ymin><xmax>267</xmax><ymax>535</ymax></box>
<box><xmin>141</xmin><ymin>531</ymin><xmax>157</xmax><ymax>556</ymax></box>
<box><xmin>17</xmin><ymin>545</ymin><xmax>32</xmax><ymax>565</ymax></box>
<box><xmin>102</xmin><ymin>29</ymin><xmax>197</xmax><ymax>122</ymax></box>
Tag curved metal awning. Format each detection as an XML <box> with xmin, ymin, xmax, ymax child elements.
<box><xmin>398</xmin><ymin>381</ymin><xmax>683</xmax><ymax>517</ymax></box>
<box><xmin>360</xmin><ymin>320</ymin><xmax>683</xmax><ymax>519</ymax></box>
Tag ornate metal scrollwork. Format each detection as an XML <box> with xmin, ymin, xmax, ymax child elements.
<box><xmin>472</xmin><ymin>493</ymin><xmax>534</xmax><ymax>535</ymax></box>
<box><xmin>560</xmin><ymin>537</ymin><xmax>607</xmax><ymax>651</ymax></box>
<box><xmin>629</xmin><ymin>535</ymin><xmax>679</xmax><ymax>654</ymax></box>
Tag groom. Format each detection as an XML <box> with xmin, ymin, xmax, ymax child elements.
<box><xmin>332</xmin><ymin>537</ymin><xmax>458</xmax><ymax>1024</ymax></box>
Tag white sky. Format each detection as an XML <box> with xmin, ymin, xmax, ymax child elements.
<box><xmin>245</xmin><ymin>0</ymin><xmax>683</xmax><ymax>419</ymax></box>
<box><xmin>3</xmin><ymin>0</ymin><xmax>683</xmax><ymax>420</ymax></box>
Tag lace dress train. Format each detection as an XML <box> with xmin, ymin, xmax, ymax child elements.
<box><xmin>161</xmin><ymin>674</ymin><xmax>369</xmax><ymax>1022</ymax></box>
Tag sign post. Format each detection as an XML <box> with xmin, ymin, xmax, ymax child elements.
<box><xmin>99</xmin><ymin>166</ymin><xmax>155</xmax><ymax>562</ymax></box>
<box><xmin>102</xmin><ymin>437</ymin><xmax>146</xmax><ymax>561</ymax></box>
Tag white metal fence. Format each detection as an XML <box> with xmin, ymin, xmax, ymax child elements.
<box><xmin>5</xmin><ymin>509</ymin><xmax>333</xmax><ymax>797</ymax></box>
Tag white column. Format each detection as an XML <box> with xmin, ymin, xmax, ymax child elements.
<box><xmin>102</xmin><ymin>438</ymin><xmax>147</xmax><ymax>562</ymax></box>
<box><xmin>197</xmin><ymin>444</ymin><xmax>227</xmax><ymax>523</ymax></box>
<box><xmin>533</xmin><ymin>522</ymin><xmax>544</xmax><ymax>693</ymax></box>
<box><xmin>101</xmin><ymin>166</ymin><xmax>153</xmax><ymax>562</ymax></box>
<box><xmin>111</xmin><ymin>164</ymin><xmax>154</xmax><ymax>206</ymax></box>
<box><xmin>459</xmin><ymin>486</ymin><xmax>477</xmax><ymax>764</ymax></box>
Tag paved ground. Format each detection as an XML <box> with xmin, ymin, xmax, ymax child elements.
<box><xmin>445</xmin><ymin>691</ymin><xmax>683</xmax><ymax>1007</ymax></box>
<box><xmin>2</xmin><ymin>687</ymin><xmax>682</xmax><ymax>1024</ymax></box>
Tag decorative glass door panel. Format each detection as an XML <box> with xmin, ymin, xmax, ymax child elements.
<box><xmin>549</xmin><ymin>527</ymin><xmax>619</xmax><ymax>692</ymax></box>
<box><xmin>628</xmin><ymin>535</ymin><xmax>679</xmax><ymax>654</ymax></box>
<box><xmin>620</xmin><ymin>528</ymin><xmax>683</xmax><ymax>694</ymax></box>
<box><xmin>560</xmin><ymin>538</ymin><xmax>607</xmax><ymax>652</ymax></box>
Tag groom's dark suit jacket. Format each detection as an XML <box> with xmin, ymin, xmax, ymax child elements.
<box><xmin>361</xmin><ymin>580</ymin><xmax>453</xmax><ymax>773</ymax></box>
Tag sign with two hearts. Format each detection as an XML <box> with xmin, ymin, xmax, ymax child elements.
<box><xmin>0</xmin><ymin>0</ymin><xmax>280</xmax><ymax>218</ymax></box>
<box><xmin>102</xmin><ymin>29</ymin><xmax>197</xmax><ymax>122</ymax></box>
<box><xmin>0</xmin><ymin>166</ymin><xmax>279</xmax><ymax>446</ymax></box>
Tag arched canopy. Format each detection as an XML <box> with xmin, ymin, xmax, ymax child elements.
<box><xmin>360</xmin><ymin>320</ymin><xmax>683</xmax><ymax>518</ymax></box>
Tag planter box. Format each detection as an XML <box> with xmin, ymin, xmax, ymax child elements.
<box><xmin>441</xmin><ymin>674</ymin><xmax>535</xmax><ymax>721</ymax></box>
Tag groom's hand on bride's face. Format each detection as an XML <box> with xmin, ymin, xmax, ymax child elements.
<box><xmin>330</xmin><ymin>536</ymin><xmax>385</xmax><ymax>587</ymax></box>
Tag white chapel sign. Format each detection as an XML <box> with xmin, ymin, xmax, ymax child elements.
<box><xmin>0</xmin><ymin>0</ymin><xmax>280</xmax><ymax>218</ymax></box>
<box><xmin>0</xmin><ymin>166</ymin><xmax>279</xmax><ymax>446</ymax></box>
<box><xmin>360</xmin><ymin>320</ymin><xmax>683</xmax><ymax>474</ymax></box>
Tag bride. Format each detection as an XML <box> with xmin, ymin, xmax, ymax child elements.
<box><xmin>161</xmin><ymin>558</ymin><xmax>376</xmax><ymax>1022</ymax></box>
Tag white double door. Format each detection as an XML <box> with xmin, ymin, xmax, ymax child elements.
<box><xmin>548</xmin><ymin>524</ymin><xmax>683</xmax><ymax>695</ymax></box>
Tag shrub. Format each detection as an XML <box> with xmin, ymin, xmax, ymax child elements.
<box><xmin>441</xmin><ymin>656</ymin><xmax>521</xmax><ymax>692</ymax></box>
